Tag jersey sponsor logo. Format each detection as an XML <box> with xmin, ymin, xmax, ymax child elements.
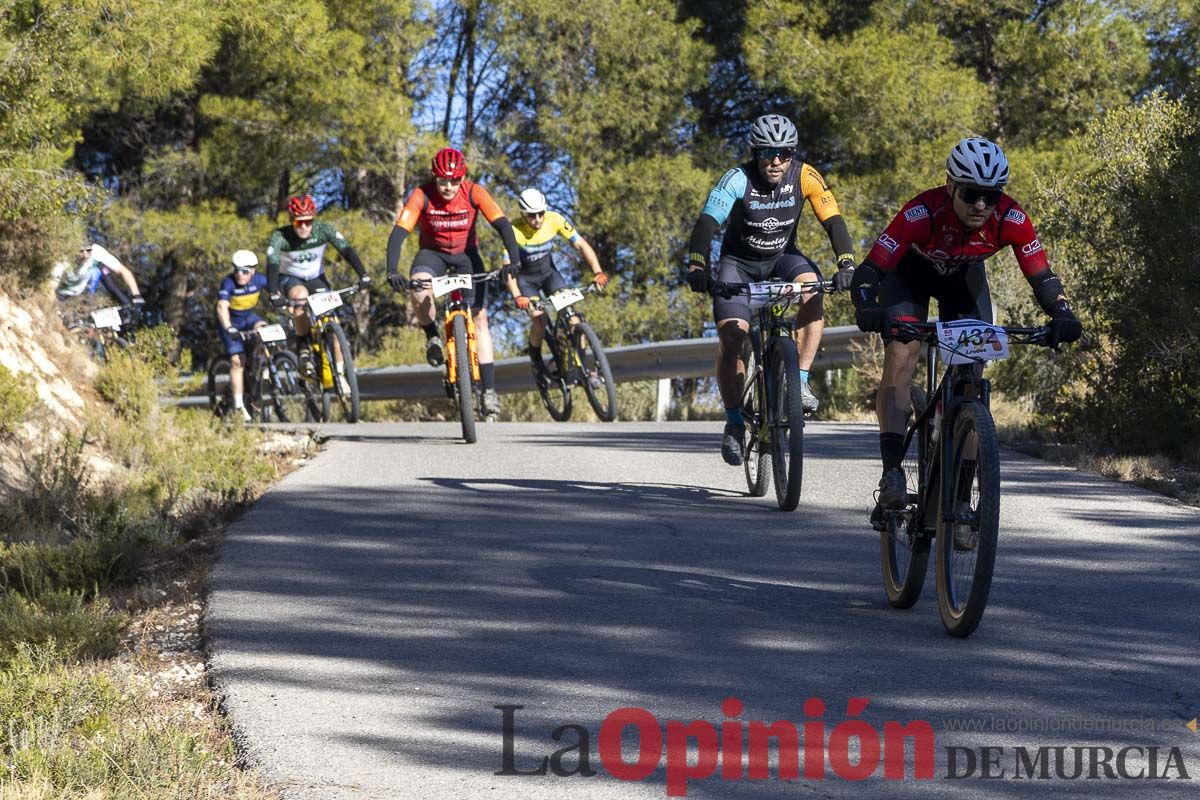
<box><xmin>752</xmin><ymin>216</ymin><xmax>788</xmax><ymax>233</ymax></box>
<box><xmin>904</xmin><ymin>205</ymin><xmax>929</xmax><ymax>222</ymax></box>
<box><xmin>747</xmin><ymin>196</ymin><xmax>797</xmax><ymax>211</ymax></box>
<box><xmin>779</xmin><ymin>182</ymin><xmax>795</xmax><ymax>195</ymax></box>
<box><xmin>290</xmin><ymin>250</ymin><xmax>321</xmax><ymax>264</ymax></box>
<box><xmin>877</xmin><ymin>233</ymin><xmax>900</xmax><ymax>253</ymax></box>
<box><xmin>1021</xmin><ymin>239</ymin><xmax>1043</xmax><ymax>256</ymax></box>
<box><xmin>1004</xmin><ymin>208</ymin><xmax>1027</xmax><ymax>225</ymax></box>
<box><xmin>747</xmin><ymin>234</ymin><xmax>788</xmax><ymax>251</ymax></box>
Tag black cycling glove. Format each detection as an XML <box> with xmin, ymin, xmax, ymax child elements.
<box><xmin>387</xmin><ymin>273</ymin><xmax>409</xmax><ymax>293</ymax></box>
<box><xmin>1046</xmin><ymin>303</ymin><xmax>1082</xmax><ymax>347</ymax></box>
<box><xmin>831</xmin><ymin>260</ymin><xmax>856</xmax><ymax>293</ymax></box>
<box><xmin>685</xmin><ymin>268</ymin><xmax>713</xmax><ymax>294</ymax></box>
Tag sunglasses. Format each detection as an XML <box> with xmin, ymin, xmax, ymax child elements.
<box><xmin>234</xmin><ymin>267</ymin><xmax>254</xmax><ymax>275</ymax></box>
<box><xmin>755</xmin><ymin>147</ymin><xmax>795</xmax><ymax>162</ymax></box>
<box><xmin>957</xmin><ymin>185</ymin><xmax>1003</xmax><ymax>206</ymax></box>
<box><xmin>292</xmin><ymin>218</ymin><xmax>314</xmax><ymax>227</ymax></box>
<box><xmin>524</xmin><ymin>211</ymin><xmax>545</xmax><ymax>219</ymax></box>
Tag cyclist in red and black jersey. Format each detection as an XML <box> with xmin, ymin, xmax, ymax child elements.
<box><xmin>852</xmin><ymin>137</ymin><xmax>1083</xmax><ymax>513</ymax></box>
<box><xmin>385</xmin><ymin>147</ymin><xmax>521</xmax><ymax>418</ymax></box>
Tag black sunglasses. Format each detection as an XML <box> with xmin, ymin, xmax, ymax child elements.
<box><xmin>755</xmin><ymin>147</ymin><xmax>796</xmax><ymax>162</ymax></box>
<box><xmin>957</xmin><ymin>185</ymin><xmax>1003</xmax><ymax>206</ymax></box>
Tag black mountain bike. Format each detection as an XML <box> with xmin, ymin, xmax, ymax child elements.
<box><xmin>528</xmin><ymin>283</ymin><xmax>617</xmax><ymax>422</ymax></box>
<box><xmin>715</xmin><ymin>279</ymin><xmax>831</xmax><ymax>511</ymax></box>
<box><xmin>877</xmin><ymin>319</ymin><xmax>1053</xmax><ymax>637</ymax></box>
<box><xmin>208</xmin><ymin>322</ymin><xmax>312</xmax><ymax>422</ymax></box>
<box><xmin>62</xmin><ymin>304</ymin><xmax>138</xmax><ymax>361</ymax></box>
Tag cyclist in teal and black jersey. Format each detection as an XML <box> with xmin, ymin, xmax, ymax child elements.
<box><xmin>686</xmin><ymin>114</ymin><xmax>858</xmax><ymax>466</ymax></box>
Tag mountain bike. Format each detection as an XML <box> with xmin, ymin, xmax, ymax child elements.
<box><xmin>61</xmin><ymin>304</ymin><xmax>138</xmax><ymax>361</ymax></box>
<box><xmin>715</xmin><ymin>279</ymin><xmax>832</xmax><ymax>511</ymax></box>
<box><xmin>527</xmin><ymin>283</ymin><xmax>616</xmax><ymax>422</ymax></box>
<box><xmin>207</xmin><ymin>322</ymin><xmax>313</xmax><ymax>422</ymax></box>
<box><xmin>408</xmin><ymin>272</ymin><xmax>500</xmax><ymax>444</ymax></box>
<box><xmin>291</xmin><ymin>285</ymin><xmax>362</xmax><ymax>423</ymax></box>
<box><xmin>877</xmin><ymin>319</ymin><xmax>1053</xmax><ymax>637</ymax></box>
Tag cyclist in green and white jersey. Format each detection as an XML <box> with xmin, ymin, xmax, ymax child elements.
<box><xmin>266</xmin><ymin>195</ymin><xmax>372</xmax><ymax>385</ymax></box>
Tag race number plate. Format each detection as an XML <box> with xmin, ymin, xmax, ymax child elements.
<box><xmin>257</xmin><ymin>324</ymin><xmax>287</xmax><ymax>343</ymax></box>
<box><xmin>91</xmin><ymin>306</ymin><xmax>123</xmax><ymax>330</ymax></box>
<box><xmin>935</xmin><ymin>319</ymin><xmax>1010</xmax><ymax>365</ymax></box>
<box><xmin>307</xmin><ymin>291</ymin><xmax>343</xmax><ymax>316</ymax></box>
<box><xmin>747</xmin><ymin>281</ymin><xmax>803</xmax><ymax>309</ymax></box>
<box><xmin>431</xmin><ymin>274</ymin><xmax>472</xmax><ymax>298</ymax></box>
<box><xmin>549</xmin><ymin>287</ymin><xmax>585</xmax><ymax>311</ymax></box>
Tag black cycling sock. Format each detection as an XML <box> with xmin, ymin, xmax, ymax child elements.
<box><xmin>480</xmin><ymin>362</ymin><xmax>496</xmax><ymax>391</ymax></box>
<box><xmin>527</xmin><ymin>343</ymin><xmax>543</xmax><ymax>360</ymax></box>
<box><xmin>422</xmin><ymin>323</ymin><xmax>439</xmax><ymax>340</ymax></box>
<box><xmin>880</xmin><ymin>433</ymin><xmax>905</xmax><ymax>471</ymax></box>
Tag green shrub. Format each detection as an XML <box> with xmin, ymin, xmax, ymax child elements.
<box><xmin>0</xmin><ymin>363</ymin><xmax>33</xmax><ymax>435</ymax></box>
<box><xmin>94</xmin><ymin>352</ymin><xmax>157</xmax><ymax>422</ymax></box>
<box><xmin>0</xmin><ymin>591</ymin><xmax>126</xmax><ymax>662</ymax></box>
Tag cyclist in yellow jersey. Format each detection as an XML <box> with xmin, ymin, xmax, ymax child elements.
<box><xmin>504</xmin><ymin>189</ymin><xmax>608</xmax><ymax>371</ymax></box>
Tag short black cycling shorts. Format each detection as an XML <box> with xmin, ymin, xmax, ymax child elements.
<box><xmin>280</xmin><ymin>274</ymin><xmax>333</xmax><ymax>296</ymax></box>
<box><xmin>218</xmin><ymin>314</ymin><xmax>266</xmax><ymax>358</ymax></box>
<box><xmin>516</xmin><ymin>257</ymin><xmax>568</xmax><ymax>303</ymax></box>
<box><xmin>880</xmin><ymin>253</ymin><xmax>992</xmax><ymax>341</ymax></box>
<box><xmin>713</xmin><ymin>252</ymin><xmax>822</xmax><ymax>324</ymax></box>
<box><xmin>410</xmin><ymin>248</ymin><xmax>489</xmax><ymax>312</ymax></box>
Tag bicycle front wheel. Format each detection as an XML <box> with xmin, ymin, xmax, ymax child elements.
<box><xmin>881</xmin><ymin>385</ymin><xmax>932</xmax><ymax>608</ymax></box>
<box><xmin>767</xmin><ymin>337</ymin><xmax>805</xmax><ymax>511</ymax></box>
<box><xmin>534</xmin><ymin>334</ymin><xmax>572</xmax><ymax>422</ymax></box>
<box><xmin>207</xmin><ymin>358</ymin><xmax>232</xmax><ymax>418</ymax></box>
<box><xmin>935</xmin><ymin>401</ymin><xmax>1000</xmax><ymax>638</ymax></box>
<box><xmin>270</xmin><ymin>351</ymin><xmax>310</xmax><ymax>423</ymax></box>
<box><xmin>575</xmin><ymin>322</ymin><xmax>616</xmax><ymax>422</ymax></box>
<box><xmin>452</xmin><ymin>314</ymin><xmax>477</xmax><ymax>443</ymax></box>
<box><xmin>326</xmin><ymin>322</ymin><xmax>360</xmax><ymax>423</ymax></box>
<box><xmin>741</xmin><ymin>339</ymin><xmax>770</xmax><ymax>497</ymax></box>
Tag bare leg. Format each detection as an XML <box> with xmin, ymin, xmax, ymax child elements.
<box><xmin>716</xmin><ymin>319</ymin><xmax>749</xmax><ymax>409</ymax></box>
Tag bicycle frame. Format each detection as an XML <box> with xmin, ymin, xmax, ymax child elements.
<box><xmin>295</xmin><ymin>286</ymin><xmax>359</xmax><ymax>390</ymax></box>
<box><xmin>895</xmin><ymin>322</ymin><xmax>1045</xmax><ymax>535</ymax></box>
<box><xmin>531</xmin><ymin>283</ymin><xmax>601</xmax><ymax>381</ymax></box>
<box><xmin>410</xmin><ymin>272</ymin><xmax>497</xmax><ymax>389</ymax></box>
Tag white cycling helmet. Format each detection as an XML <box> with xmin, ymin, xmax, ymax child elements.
<box><xmin>748</xmin><ymin>114</ymin><xmax>799</xmax><ymax>149</ymax></box>
<box><xmin>232</xmin><ymin>249</ymin><xmax>259</xmax><ymax>269</ymax></box>
<box><xmin>517</xmin><ymin>188</ymin><xmax>548</xmax><ymax>215</ymax></box>
<box><xmin>946</xmin><ymin>137</ymin><xmax>1009</xmax><ymax>187</ymax></box>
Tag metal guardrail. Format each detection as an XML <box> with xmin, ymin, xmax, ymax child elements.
<box><xmin>179</xmin><ymin>324</ymin><xmax>869</xmax><ymax>406</ymax></box>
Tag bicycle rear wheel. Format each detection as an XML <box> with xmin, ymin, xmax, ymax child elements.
<box><xmin>270</xmin><ymin>351</ymin><xmax>310</xmax><ymax>423</ymax></box>
<box><xmin>326</xmin><ymin>322</ymin><xmax>361</xmax><ymax>423</ymax></box>
<box><xmin>881</xmin><ymin>385</ymin><xmax>932</xmax><ymax>608</ymax></box>
<box><xmin>767</xmin><ymin>337</ymin><xmax>805</xmax><ymax>511</ymax></box>
<box><xmin>935</xmin><ymin>401</ymin><xmax>1000</xmax><ymax>637</ymax></box>
<box><xmin>207</xmin><ymin>358</ymin><xmax>232</xmax><ymax>418</ymax></box>
<box><xmin>741</xmin><ymin>339</ymin><xmax>770</xmax><ymax>497</ymax></box>
<box><xmin>452</xmin><ymin>314</ymin><xmax>477</xmax><ymax>443</ymax></box>
<box><xmin>575</xmin><ymin>322</ymin><xmax>616</xmax><ymax>422</ymax></box>
<box><xmin>534</xmin><ymin>334</ymin><xmax>572</xmax><ymax>422</ymax></box>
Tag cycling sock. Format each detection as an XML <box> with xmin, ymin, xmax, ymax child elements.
<box><xmin>334</xmin><ymin>362</ymin><xmax>345</xmax><ymax>375</ymax></box>
<box><xmin>725</xmin><ymin>407</ymin><xmax>743</xmax><ymax>426</ymax></box>
<box><xmin>422</xmin><ymin>323</ymin><xmax>439</xmax><ymax>340</ymax></box>
<box><xmin>800</xmin><ymin>369</ymin><xmax>810</xmax><ymax>387</ymax></box>
<box><xmin>233</xmin><ymin>394</ymin><xmax>244</xmax><ymax>408</ymax></box>
<box><xmin>880</xmin><ymin>433</ymin><xmax>905</xmax><ymax>470</ymax></box>
<box><xmin>480</xmin><ymin>362</ymin><xmax>496</xmax><ymax>391</ymax></box>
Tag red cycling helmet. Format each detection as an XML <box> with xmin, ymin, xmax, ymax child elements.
<box><xmin>432</xmin><ymin>148</ymin><xmax>467</xmax><ymax>180</ymax></box>
<box><xmin>287</xmin><ymin>195</ymin><xmax>317</xmax><ymax>219</ymax></box>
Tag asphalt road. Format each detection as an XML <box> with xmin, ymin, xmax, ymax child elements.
<box><xmin>208</xmin><ymin>422</ymin><xmax>1200</xmax><ymax>799</ymax></box>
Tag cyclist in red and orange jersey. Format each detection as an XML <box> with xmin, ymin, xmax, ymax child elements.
<box><xmin>385</xmin><ymin>147</ymin><xmax>521</xmax><ymax>418</ymax></box>
<box><xmin>852</xmin><ymin>137</ymin><xmax>1082</xmax><ymax>517</ymax></box>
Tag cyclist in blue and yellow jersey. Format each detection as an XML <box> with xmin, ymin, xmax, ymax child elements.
<box><xmin>267</xmin><ymin>194</ymin><xmax>371</xmax><ymax>391</ymax></box>
<box><xmin>685</xmin><ymin>114</ymin><xmax>858</xmax><ymax>466</ymax></box>
<box><xmin>503</xmin><ymin>188</ymin><xmax>608</xmax><ymax>374</ymax></box>
<box><xmin>216</xmin><ymin>250</ymin><xmax>270</xmax><ymax>422</ymax></box>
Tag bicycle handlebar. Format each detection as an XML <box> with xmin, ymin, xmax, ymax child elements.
<box><xmin>888</xmin><ymin>320</ymin><xmax>1051</xmax><ymax>347</ymax></box>
<box><xmin>710</xmin><ymin>279</ymin><xmax>835</xmax><ymax>299</ymax></box>
<box><xmin>406</xmin><ymin>272</ymin><xmax>501</xmax><ymax>292</ymax></box>
<box><xmin>529</xmin><ymin>282</ymin><xmax>603</xmax><ymax>312</ymax></box>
